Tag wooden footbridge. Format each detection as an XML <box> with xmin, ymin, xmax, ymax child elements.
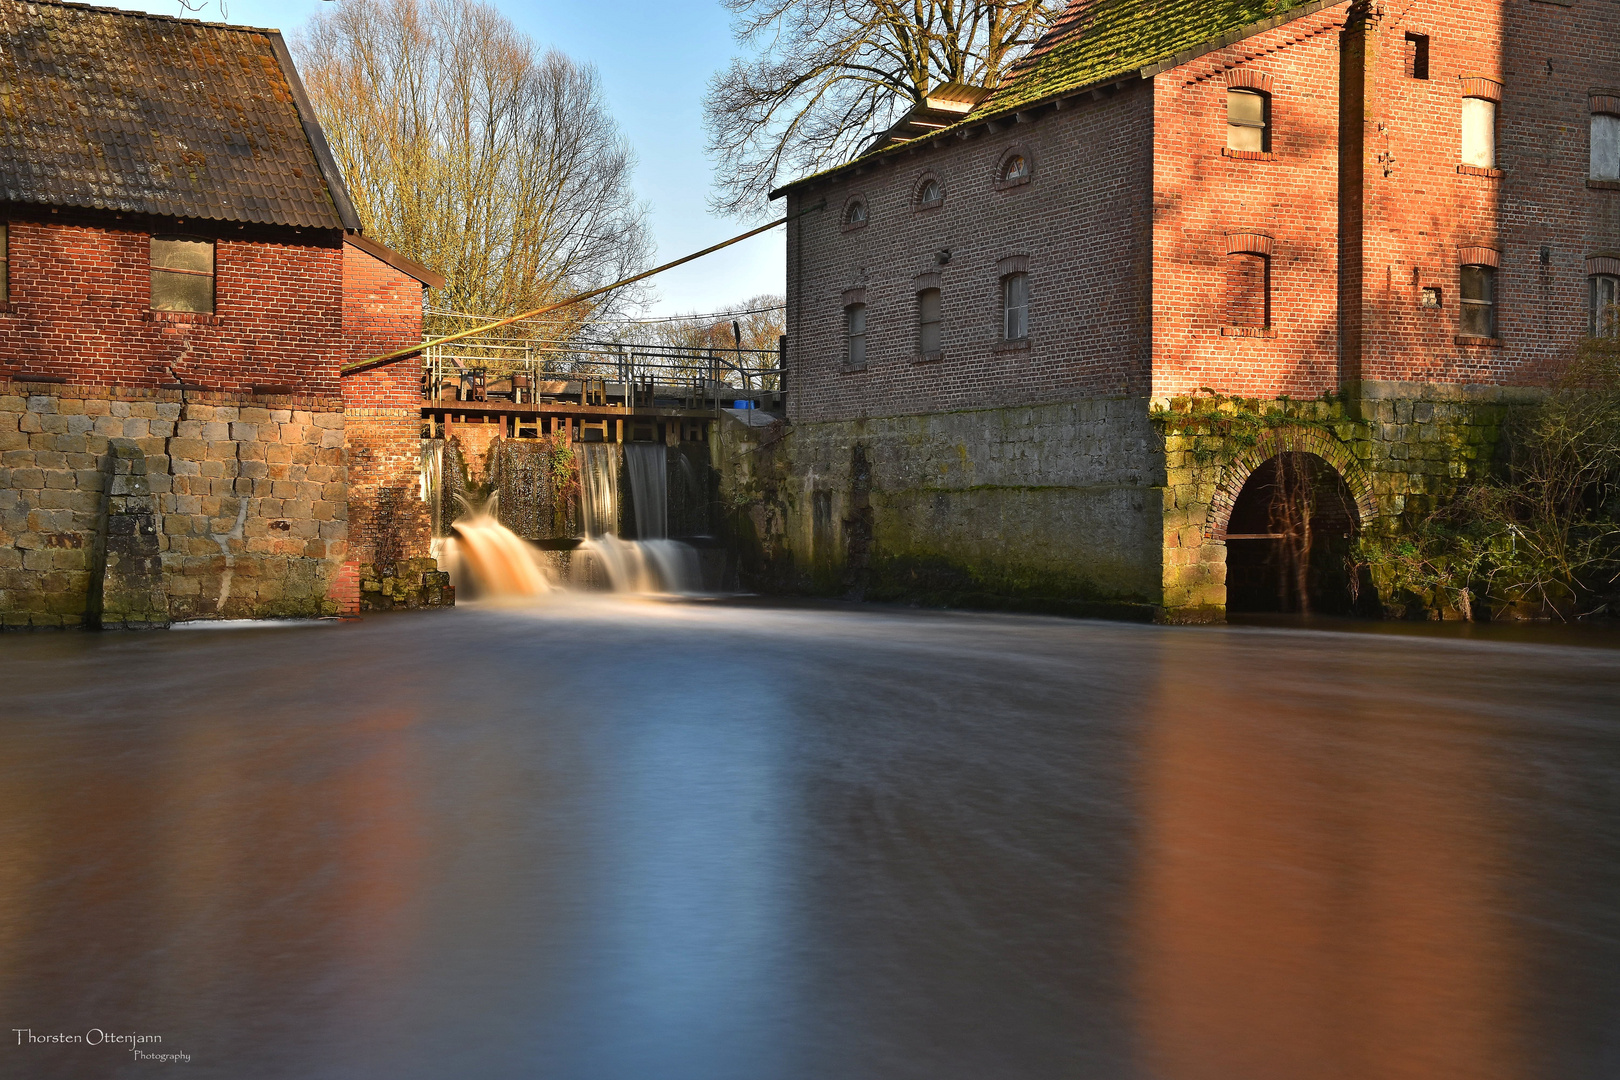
<box><xmin>421</xmin><ymin>335</ymin><xmax>785</xmax><ymax>446</ymax></box>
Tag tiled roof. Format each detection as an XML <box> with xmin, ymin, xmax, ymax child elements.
<box><xmin>981</xmin><ymin>0</ymin><xmax>1323</xmax><ymax>114</ymax></box>
<box><xmin>774</xmin><ymin>0</ymin><xmax>1330</xmax><ymax>193</ymax></box>
<box><xmin>0</xmin><ymin>0</ymin><xmax>360</xmax><ymax>230</ymax></box>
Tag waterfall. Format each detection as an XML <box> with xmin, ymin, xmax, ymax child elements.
<box><xmin>579</xmin><ymin>443</ymin><xmax>620</xmax><ymax>538</ymax></box>
<box><xmin>624</xmin><ymin>443</ymin><xmax>668</xmax><ymax>539</ymax></box>
<box><xmin>449</xmin><ymin>511</ymin><xmax>556</xmax><ymax>597</ymax></box>
<box><xmin>445</xmin><ymin>439</ymin><xmax>702</xmax><ymax>599</ymax></box>
<box><xmin>579</xmin><ymin>535</ymin><xmax>701</xmax><ymax>593</ymax></box>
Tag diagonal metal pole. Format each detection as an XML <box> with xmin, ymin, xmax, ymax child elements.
<box><xmin>342</xmin><ymin>201</ymin><xmax>825</xmax><ymax>377</ymax></box>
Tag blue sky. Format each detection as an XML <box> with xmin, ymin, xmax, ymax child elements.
<box><xmin>93</xmin><ymin>0</ymin><xmax>786</xmax><ymax>316</ymax></box>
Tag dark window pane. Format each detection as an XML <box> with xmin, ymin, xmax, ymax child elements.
<box><xmin>151</xmin><ymin>269</ymin><xmax>213</xmax><ymax>312</ymax></box>
<box><xmin>1003</xmin><ymin>274</ymin><xmax>1028</xmax><ymax>340</ymax></box>
<box><xmin>846</xmin><ymin>304</ymin><xmax>867</xmax><ymax>367</ymax></box>
<box><xmin>1460</xmin><ymin>265</ymin><xmax>1493</xmax><ymax>303</ymax></box>
<box><xmin>1591</xmin><ymin>275</ymin><xmax>1619</xmax><ymax>336</ymax></box>
<box><xmin>918</xmin><ymin>288</ymin><xmax>942</xmax><ymax>353</ymax></box>
<box><xmin>1404</xmin><ymin>34</ymin><xmax>1429</xmax><ymax>80</ymax></box>
<box><xmin>1460</xmin><ymin>303</ymin><xmax>1494</xmax><ymax>337</ymax></box>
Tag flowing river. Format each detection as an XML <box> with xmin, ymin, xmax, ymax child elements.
<box><xmin>1</xmin><ymin>600</ymin><xmax>1617</xmax><ymax>1079</ymax></box>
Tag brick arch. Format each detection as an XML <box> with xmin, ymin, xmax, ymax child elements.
<box><xmin>1204</xmin><ymin>426</ymin><xmax>1378</xmax><ymax>541</ymax></box>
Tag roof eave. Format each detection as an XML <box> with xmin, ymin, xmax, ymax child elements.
<box><xmin>269</xmin><ymin>31</ymin><xmax>363</xmax><ymax>233</ymax></box>
<box><xmin>768</xmin><ymin>71</ymin><xmax>1143</xmax><ymax>199</ymax></box>
<box><xmin>769</xmin><ymin>0</ymin><xmax>1345</xmax><ymax>198</ymax></box>
<box><xmin>344</xmin><ymin>231</ymin><xmax>447</xmax><ymax>289</ymax></box>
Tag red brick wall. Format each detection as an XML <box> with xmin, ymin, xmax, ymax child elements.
<box><xmin>788</xmin><ymin>0</ymin><xmax>1618</xmax><ymax>413</ymax></box>
<box><xmin>340</xmin><ymin>240</ymin><xmax>426</xmax><ymax>406</ymax></box>
<box><xmin>1356</xmin><ymin>0</ymin><xmax>1605</xmax><ymax>385</ymax></box>
<box><xmin>1151</xmin><ymin>5</ymin><xmax>1348</xmax><ymax>398</ymax></box>
<box><xmin>339</xmin><ymin>240</ymin><xmax>431</xmax><ymax>568</ymax></box>
<box><xmin>0</xmin><ymin>215</ymin><xmax>344</xmax><ymax>395</ymax></box>
<box><xmin>785</xmin><ymin>85</ymin><xmax>1155</xmax><ymax>423</ymax></box>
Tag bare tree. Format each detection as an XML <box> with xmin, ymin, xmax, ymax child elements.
<box><xmin>598</xmin><ymin>296</ymin><xmax>785</xmax><ymax>384</ymax></box>
<box><xmin>295</xmin><ymin>0</ymin><xmax>651</xmax><ymax>341</ymax></box>
<box><xmin>704</xmin><ymin>0</ymin><xmax>1064</xmax><ymax>215</ymax></box>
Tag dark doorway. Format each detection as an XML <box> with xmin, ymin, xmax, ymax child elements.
<box><xmin>1225</xmin><ymin>452</ymin><xmax>1362</xmax><ymax>614</ymax></box>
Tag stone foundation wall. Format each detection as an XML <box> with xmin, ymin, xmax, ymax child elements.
<box><xmin>719</xmin><ymin>380</ymin><xmax>1539</xmax><ymax>622</ymax></box>
<box><xmin>1</xmin><ymin>381</ymin><xmax>352</xmax><ymax>628</ymax></box>
<box><xmin>1154</xmin><ymin>379</ymin><xmax>1540</xmax><ymax>618</ymax></box>
<box><xmin>717</xmin><ymin>400</ymin><xmax>1166</xmax><ymax>618</ymax></box>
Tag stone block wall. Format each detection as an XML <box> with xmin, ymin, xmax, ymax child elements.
<box><xmin>1</xmin><ymin>381</ymin><xmax>352</xmax><ymax>628</ymax></box>
<box><xmin>717</xmin><ymin>379</ymin><xmax>1536</xmax><ymax>622</ymax></box>
<box><xmin>1152</xmin><ymin>379</ymin><xmax>1537</xmax><ymax>618</ymax></box>
<box><xmin>717</xmin><ymin>401</ymin><xmax>1166</xmax><ymax>618</ymax></box>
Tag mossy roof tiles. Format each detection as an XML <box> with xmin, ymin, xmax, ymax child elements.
<box><xmin>0</xmin><ymin>0</ymin><xmax>357</xmax><ymax>229</ymax></box>
<box><xmin>775</xmin><ymin>0</ymin><xmax>1331</xmax><ymax>193</ymax></box>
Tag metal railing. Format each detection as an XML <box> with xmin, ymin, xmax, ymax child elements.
<box><xmin>424</xmin><ymin>335</ymin><xmax>785</xmax><ymax>411</ymax></box>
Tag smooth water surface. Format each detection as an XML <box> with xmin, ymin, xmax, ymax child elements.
<box><xmin>2</xmin><ymin>600</ymin><xmax>1618</xmax><ymax>1079</ymax></box>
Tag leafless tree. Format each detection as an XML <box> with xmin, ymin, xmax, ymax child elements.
<box><xmin>295</xmin><ymin>0</ymin><xmax>651</xmax><ymax>341</ymax></box>
<box><xmin>703</xmin><ymin>0</ymin><xmax>1064</xmax><ymax>215</ymax></box>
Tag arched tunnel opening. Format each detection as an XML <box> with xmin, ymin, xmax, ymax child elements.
<box><xmin>1224</xmin><ymin>452</ymin><xmax>1368</xmax><ymax>615</ymax></box>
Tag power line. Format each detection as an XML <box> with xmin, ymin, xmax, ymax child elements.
<box><xmin>425</xmin><ymin>302</ymin><xmax>784</xmax><ymax>327</ymax></box>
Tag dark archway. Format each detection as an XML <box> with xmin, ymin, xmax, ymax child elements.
<box><xmin>1225</xmin><ymin>452</ymin><xmax>1364</xmax><ymax>614</ymax></box>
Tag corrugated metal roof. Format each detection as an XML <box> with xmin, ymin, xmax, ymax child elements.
<box><xmin>0</xmin><ymin>0</ymin><xmax>358</xmax><ymax>229</ymax></box>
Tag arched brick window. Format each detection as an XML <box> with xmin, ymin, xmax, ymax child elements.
<box><xmin>1459</xmin><ymin>75</ymin><xmax>1502</xmax><ymax>171</ymax></box>
<box><xmin>1590</xmin><ymin>92</ymin><xmax>1620</xmax><ymax>181</ymax></box>
<box><xmin>1224</xmin><ymin>232</ymin><xmax>1274</xmax><ymax>330</ymax></box>
<box><xmin>1456</xmin><ymin>247</ymin><xmax>1499</xmax><ymax>339</ymax></box>
<box><xmin>1587</xmin><ymin>254</ymin><xmax>1620</xmax><ymax>336</ymax></box>
<box><xmin>842</xmin><ymin>286</ymin><xmax>868</xmax><ymax>370</ymax></box>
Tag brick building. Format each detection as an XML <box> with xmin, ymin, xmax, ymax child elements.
<box><xmin>747</xmin><ymin>0</ymin><xmax>1609</xmax><ymax>619</ymax></box>
<box><xmin>0</xmin><ymin>0</ymin><xmax>439</xmax><ymax>627</ymax></box>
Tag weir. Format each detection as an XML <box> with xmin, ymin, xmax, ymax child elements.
<box><xmin>438</xmin><ymin>438</ymin><xmax>708</xmax><ymax>598</ymax></box>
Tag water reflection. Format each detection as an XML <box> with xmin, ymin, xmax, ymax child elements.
<box><xmin>1134</xmin><ymin>636</ymin><xmax>1524</xmax><ymax>1080</ymax></box>
<box><xmin>0</xmin><ymin>606</ymin><xmax>1615</xmax><ymax>1079</ymax></box>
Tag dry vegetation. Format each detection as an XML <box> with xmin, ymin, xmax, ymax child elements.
<box><xmin>1356</xmin><ymin>341</ymin><xmax>1620</xmax><ymax>619</ymax></box>
<box><xmin>704</xmin><ymin>0</ymin><xmax>1065</xmax><ymax>214</ymax></box>
<box><xmin>294</xmin><ymin>0</ymin><xmax>650</xmax><ymax>343</ymax></box>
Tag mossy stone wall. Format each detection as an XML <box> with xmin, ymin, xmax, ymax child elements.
<box><xmin>718</xmin><ymin>379</ymin><xmax>1538</xmax><ymax>621</ymax></box>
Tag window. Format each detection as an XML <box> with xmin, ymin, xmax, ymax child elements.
<box><xmin>1421</xmin><ymin>286</ymin><xmax>1442</xmax><ymax>308</ymax></box>
<box><xmin>1461</xmin><ymin>98</ymin><xmax>1497</xmax><ymax>169</ymax></box>
<box><xmin>845</xmin><ymin>303</ymin><xmax>867</xmax><ymax>368</ymax></box>
<box><xmin>1227</xmin><ymin>89</ymin><xmax>1269</xmax><ymax>152</ymax></box>
<box><xmin>1002</xmin><ymin>273</ymin><xmax>1028</xmax><ymax>340</ymax></box>
<box><xmin>1593</xmin><ymin>114</ymin><xmax>1620</xmax><ymax>180</ymax></box>
<box><xmin>844</xmin><ymin>200</ymin><xmax>868</xmax><ymax>226</ymax></box>
<box><xmin>150</xmin><ymin>236</ymin><xmax>214</xmax><ymax>313</ymax></box>
<box><xmin>1591</xmin><ymin>274</ymin><xmax>1620</xmax><ymax>337</ymax></box>
<box><xmin>0</xmin><ymin>223</ymin><xmax>7</xmax><ymax>307</ymax></box>
<box><xmin>917</xmin><ymin>177</ymin><xmax>942</xmax><ymax>206</ymax></box>
<box><xmin>1404</xmin><ymin>33</ymin><xmax>1430</xmax><ymax>80</ymax></box>
<box><xmin>1226</xmin><ymin>253</ymin><xmax>1270</xmax><ymax>328</ymax></box>
<box><xmin>1001</xmin><ymin>155</ymin><xmax>1029</xmax><ymax>183</ymax></box>
<box><xmin>917</xmin><ymin>287</ymin><xmax>942</xmax><ymax>354</ymax></box>
<box><xmin>1460</xmin><ymin>265</ymin><xmax>1496</xmax><ymax>337</ymax></box>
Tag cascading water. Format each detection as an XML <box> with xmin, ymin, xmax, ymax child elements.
<box><xmin>578</xmin><ymin>443</ymin><xmax>620</xmax><ymax>539</ymax></box>
<box><xmin>446</xmin><ymin>494</ymin><xmax>556</xmax><ymax>598</ymax></box>
<box><xmin>624</xmin><ymin>443</ymin><xmax>668</xmax><ymax>540</ymax></box>
<box><xmin>444</xmin><ymin>441</ymin><xmax>703</xmax><ymax>599</ymax></box>
<box><xmin>578</xmin><ymin>441</ymin><xmax>701</xmax><ymax>593</ymax></box>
